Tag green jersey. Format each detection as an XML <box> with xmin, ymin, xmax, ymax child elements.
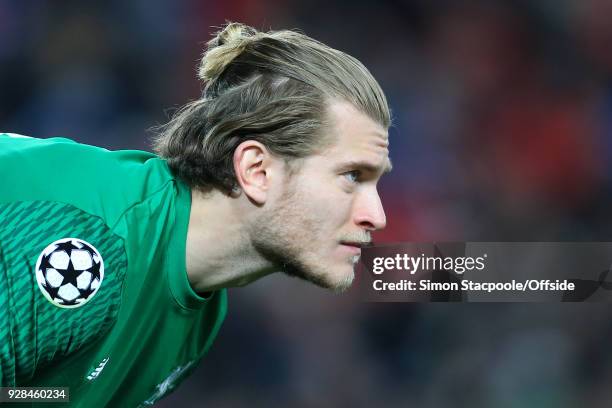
<box><xmin>0</xmin><ymin>133</ymin><xmax>227</xmax><ymax>406</ymax></box>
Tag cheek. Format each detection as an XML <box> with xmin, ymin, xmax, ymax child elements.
<box><xmin>289</xmin><ymin>174</ymin><xmax>354</xmax><ymax>233</ymax></box>
<box><xmin>305</xmin><ymin>188</ymin><xmax>351</xmax><ymax>227</ymax></box>
<box><xmin>303</xmin><ymin>199</ymin><xmax>354</xmax><ymax>249</ymax></box>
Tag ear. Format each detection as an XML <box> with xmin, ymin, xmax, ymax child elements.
<box><xmin>233</xmin><ymin>141</ymin><xmax>276</xmax><ymax>205</ymax></box>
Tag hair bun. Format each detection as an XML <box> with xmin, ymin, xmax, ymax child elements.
<box><xmin>198</xmin><ymin>22</ymin><xmax>259</xmax><ymax>83</ymax></box>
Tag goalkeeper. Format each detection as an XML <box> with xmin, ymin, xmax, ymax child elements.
<box><xmin>0</xmin><ymin>22</ymin><xmax>391</xmax><ymax>406</ymax></box>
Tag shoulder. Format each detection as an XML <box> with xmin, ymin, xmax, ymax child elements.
<box><xmin>0</xmin><ymin>133</ymin><xmax>176</xmax><ymax>229</ymax></box>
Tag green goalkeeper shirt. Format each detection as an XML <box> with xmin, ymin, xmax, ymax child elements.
<box><xmin>0</xmin><ymin>133</ymin><xmax>228</xmax><ymax>407</ymax></box>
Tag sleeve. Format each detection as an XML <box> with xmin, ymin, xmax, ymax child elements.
<box><xmin>0</xmin><ymin>200</ymin><xmax>127</xmax><ymax>386</ymax></box>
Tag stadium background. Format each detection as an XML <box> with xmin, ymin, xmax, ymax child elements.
<box><xmin>2</xmin><ymin>0</ymin><xmax>612</xmax><ymax>406</ymax></box>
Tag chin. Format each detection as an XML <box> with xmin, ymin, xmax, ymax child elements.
<box><xmin>328</xmin><ymin>272</ymin><xmax>355</xmax><ymax>293</ymax></box>
<box><xmin>310</xmin><ymin>264</ymin><xmax>356</xmax><ymax>293</ymax></box>
<box><xmin>284</xmin><ymin>261</ymin><xmax>355</xmax><ymax>293</ymax></box>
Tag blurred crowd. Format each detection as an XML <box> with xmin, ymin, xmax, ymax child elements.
<box><xmin>2</xmin><ymin>0</ymin><xmax>612</xmax><ymax>406</ymax></box>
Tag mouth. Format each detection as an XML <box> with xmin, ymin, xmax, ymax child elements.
<box><xmin>340</xmin><ymin>241</ymin><xmax>372</xmax><ymax>248</ymax></box>
<box><xmin>339</xmin><ymin>241</ymin><xmax>371</xmax><ymax>254</ymax></box>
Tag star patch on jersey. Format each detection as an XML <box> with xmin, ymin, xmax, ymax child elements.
<box><xmin>35</xmin><ymin>238</ymin><xmax>105</xmax><ymax>308</ymax></box>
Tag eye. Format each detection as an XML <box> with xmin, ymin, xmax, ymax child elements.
<box><xmin>343</xmin><ymin>170</ymin><xmax>361</xmax><ymax>183</ymax></box>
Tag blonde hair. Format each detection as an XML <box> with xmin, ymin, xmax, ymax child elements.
<box><xmin>153</xmin><ymin>22</ymin><xmax>390</xmax><ymax>193</ymax></box>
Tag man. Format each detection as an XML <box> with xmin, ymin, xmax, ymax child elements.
<box><xmin>0</xmin><ymin>22</ymin><xmax>391</xmax><ymax>406</ymax></box>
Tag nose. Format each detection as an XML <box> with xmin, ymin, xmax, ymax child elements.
<box><xmin>353</xmin><ymin>187</ymin><xmax>387</xmax><ymax>231</ymax></box>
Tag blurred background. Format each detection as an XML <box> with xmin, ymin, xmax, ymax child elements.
<box><xmin>2</xmin><ymin>0</ymin><xmax>612</xmax><ymax>406</ymax></box>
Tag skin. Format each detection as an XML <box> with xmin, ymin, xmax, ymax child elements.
<box><xmin>185</xmin><ymin>100</ymin><xmax>392</xmax><ymax>293</ymax></box>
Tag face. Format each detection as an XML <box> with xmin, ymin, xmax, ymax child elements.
<box><xmin>251</xmin><ymin>101</ymin><xmax>391</xmax><ymax>292</ymax></box>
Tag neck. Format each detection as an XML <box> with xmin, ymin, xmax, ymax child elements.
<box><xmin>185</xmin><ymin>187</ymin><xmax>276</xmax><ymax>293</ymax></box>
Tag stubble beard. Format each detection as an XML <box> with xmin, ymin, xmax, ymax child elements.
<box><xmin>249</xmin><ymin>182</ymin><xmax>355</xmax><ymax>293</ymax></box>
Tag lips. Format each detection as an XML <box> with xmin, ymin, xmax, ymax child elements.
<box><xmin>339</xmin><ymin>241</ymin><xmax>369</xmax><ymax>255</ymax></box>
<box><xmin>342</xmin><ymin>242</ymin><xmax>362</xmax><ymax>248</ymax></box>
<box><xmin>340</xmin><ymin>241</ymin><xmax>371</xmax><ymax>248</ymax></box>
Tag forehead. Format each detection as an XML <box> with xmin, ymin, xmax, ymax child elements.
<box><xmin>321</xmin><ymin>101</ymin><xmax>391</xmax><ymax>170</ymax></box>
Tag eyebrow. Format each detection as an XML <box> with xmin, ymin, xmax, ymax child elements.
<box><xmin>338</xmin><ymin>158</ymin><xmax>393</xmax><ymax>175</ymax></box>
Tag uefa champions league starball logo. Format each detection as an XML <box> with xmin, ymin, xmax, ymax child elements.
<box><xmin>35</xmin><ymin>238</ymin><xmax>104</xmax><ymax>308</ymax></box>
